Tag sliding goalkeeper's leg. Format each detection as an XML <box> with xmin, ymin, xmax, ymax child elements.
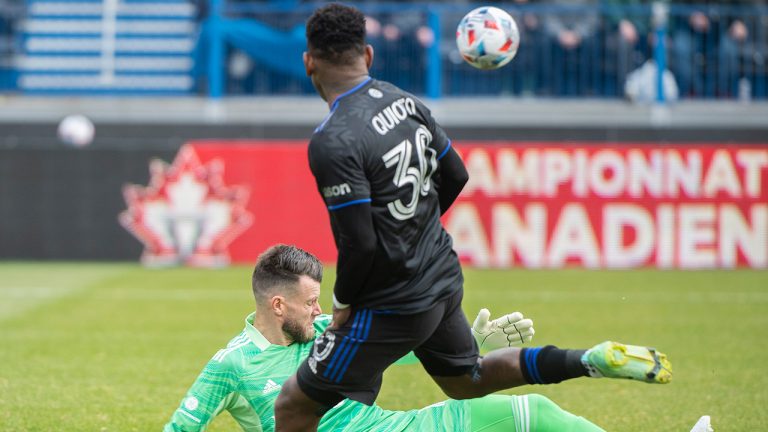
<box><xmin>470</xmin><ymin>394</ymin><xmax>604</xmax><ymax>432</ymax></box>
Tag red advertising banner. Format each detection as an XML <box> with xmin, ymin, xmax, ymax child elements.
<box><xmin>189</xmin><ymin>141</ymin><xmax>338</xmax><ymax>264</ymax></box>
<box><xmin>447</xmin><ymin>143</ymin><xmax>768</xmax><ymax>268</ymax></box>
<box><xmin>127</xmin><ymin>141</ymin><xmax>767</xmax><ymax>268</ymax></box>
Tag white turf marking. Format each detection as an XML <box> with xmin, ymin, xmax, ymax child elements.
<box><xmin>0</xmin><ymin>286</ymin><xmax>244</xmax><ymax>321</ymax></box>
<box><xmin>91</xmin><ymin>288</ymin><xmax>245</xmax><ymax>301</ymax></box>
<box><xmin>0</xmin><ymin>285</ymin><xmax>84</xmax><ymax>321</ymax></box>
<box><xmin>0</xmin><ymin>267</ymin><xmax>127</xmax><ymax>322</ymax></box>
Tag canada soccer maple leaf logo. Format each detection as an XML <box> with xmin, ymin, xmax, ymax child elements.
<box><xmin>119</xmin><ymin>145</ymin><xmax>253</xmax><ymax>267</ymax></box>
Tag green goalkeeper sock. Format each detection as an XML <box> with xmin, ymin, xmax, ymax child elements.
<box><xmin>469</xmin><ymin>394</ymin><xmax>605</xmax><ymax>432</ymax></box>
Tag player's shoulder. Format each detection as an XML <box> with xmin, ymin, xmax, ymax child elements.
<box><xmin>309</xmin><ymin>116</ymin><xmax>364</xmax><ymax>154</ymax></box>
<box><xmin>369</xmin><ymin>79</ymin><xmax>405</xmax><ymax>97</ymax></box>
<box><xmin>210</xmin><ymin>331</ymin><xmax>257</xmax><ymax>364</ymax></box>
<box><xmin>307</xmin><ymin>129</ymin><xmax>355</xmax><ymax>170</ymax></box>
<box><xmin>366</xmin><ymin>80</ymin><xmax>432</xmax><ymax>133</ymax></box>
<box><xmin>371</xmin><ymin>79</ymin><xmax>429</xmax><ymax>110</ymax></box>
<box><xmin>308</xmin><ymin>115</ymin><xmax>372</xmax><ymax>167</ymax></box>
<box><xmin>309</xmin><ymin>79</ymin><xmax>427</xmax><ymax>152</ymax></box>
<box><xmin>365</xmin><ymin>79</ymin><xmax>403</xmax><ymax>96</ymax></box>
<box><xmin>311</xmin><ymin>79</ymin><xmax>379</xmax><ymax>143</ymax></box>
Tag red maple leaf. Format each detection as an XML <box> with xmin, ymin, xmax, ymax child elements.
<box><xmin>119</xmin><ymin>145</ymin><xmax>253</xmax><ymax>267</ymax></box>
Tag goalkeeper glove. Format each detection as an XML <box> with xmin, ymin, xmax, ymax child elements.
<box><xmin>472</xmin><ymin>308</ymin><xmax>535</xmax><ymax>351</ymax></box>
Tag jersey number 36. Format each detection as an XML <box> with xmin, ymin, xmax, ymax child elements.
<box><xmin>381</xmin><ymin>125</ymin><xmax>438</xmax><ymax>221</ymax></box>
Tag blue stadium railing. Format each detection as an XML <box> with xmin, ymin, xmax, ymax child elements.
<box><xmin>2</xmin><ymin>2</ymin><xmax>766</xmax><ymax>100</ymax></box>
<box><xmin>203</xmin><ymin>2</ymin><xmax>767</xmax><ymax>100</ymax></box>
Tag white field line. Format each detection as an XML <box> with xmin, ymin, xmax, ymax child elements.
<box><xmin>90</xmin><ymin>288</ymin><xmax>245</xmax><ymax>301</ymax></box>
<box><xmin>0</xmin><ymin>285</ymin><xmax>85</xmax><ymax>321</ymax></box>
<box><xmin>0</xmin><ymin>284</ymin><xmax>243</xmax><ymax>323</ymax></box>
<box><xmin>0</xmin><ymin>268</ymin><xmax>128</xmax><ymax>322</ymax></box>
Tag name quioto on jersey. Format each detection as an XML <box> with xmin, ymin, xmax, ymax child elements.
<box><xmin>371</xmin><ymin>97</ymin><xmax>417</xmax><ymax>136</ymax></box>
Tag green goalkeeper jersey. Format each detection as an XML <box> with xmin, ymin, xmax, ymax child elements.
<box><xmin>164</xmin><ymin>312</ymin><xmax>469</xmax><ymax>432</ymax></box>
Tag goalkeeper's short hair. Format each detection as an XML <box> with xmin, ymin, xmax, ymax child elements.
<box><xmin>252</xmin><ymin>244</ymin><xmax>322</xmax><ymax>301</ymax></box>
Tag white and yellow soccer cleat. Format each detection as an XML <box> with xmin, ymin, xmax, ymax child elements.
<box><xmin>581</xmin><ymin>341</ymin><xmax>672</xmax><ymax>384</ymax></box>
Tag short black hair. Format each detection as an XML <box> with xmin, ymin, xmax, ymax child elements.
<box><xmin>252</xmin><ymin>244</ymin><xmax>323</xmax><ymax>302</ymax></box>
<box><xmin>306</xmin><ymin>3</ymin><xmax>366</xmax><ymax>65</ymax></box>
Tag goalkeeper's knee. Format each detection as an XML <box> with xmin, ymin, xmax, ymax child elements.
<box><xmin>526</xmin><ymin>393</ymin><xmax>605</xmax><ymax>432</ymax></box>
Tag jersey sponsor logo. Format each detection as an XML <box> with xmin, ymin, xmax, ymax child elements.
<box><xmin>371</xmin><ymin>97</ymin><xmax>417</xmax><ymax>136</ymax></box>
<box><xmin>119</xmin><ymin>144</ymin><xmax>253</xmax><ymax>268</ymax></box>
<box><xmin>322</xmin><ymin>183</ymin><xmax>351</xmax><ymax>198</ymax></box>
<box><xmin>382</xmin><ymin>125</ymin><xmax>438</xmax><ymax>220</ymax></box>
<box><xmin>262</xmin><ymin>379</ymin><xmax>282</xmax><ymax>395</ymax></box>
<box><xmin>368</xmin><ymin>88</ymin><xmax>383</xmax><ymax>99</ymax></box>
<box><xmin>308</xmin><ymin>331</ymin><xmax>336</xmax><ymax>374</ymax></box>
<box><xmin>184</xmin><ymin>396</ymin><xmax>199</xmax><ymax>411</ymax></box>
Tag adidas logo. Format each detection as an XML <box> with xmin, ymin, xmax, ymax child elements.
<box><xmin>262</xmin><ymin>379</ymin><xmax>281</xmax><ymax>395</ymax></box>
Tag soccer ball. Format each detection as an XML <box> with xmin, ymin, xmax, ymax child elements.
<box><xmin>57</xmin><ymin>114</ymin><xmax>94</xmax><ymax>147</ymax></box>
<box><xmin>456</xmin><ymin>6</ymin><xmax>520</xmax><ymax>70</ymax></box>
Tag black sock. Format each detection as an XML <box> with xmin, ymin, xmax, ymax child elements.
<box><xmin>519</xmin><ymin>346</ymin><xmax>588</xmax><ymax>384</ymax></box>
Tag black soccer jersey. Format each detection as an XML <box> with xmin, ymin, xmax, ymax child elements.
<box><xmin>308</xmin><ymin>78</ymin><xmax>464</xmax><ymax>313</ymax></box>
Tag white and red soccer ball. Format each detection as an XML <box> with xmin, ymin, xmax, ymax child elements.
<box><xmin>456</xmin><ymin>6</ymin><xmax>520</xmax><ymax>70</ymax></box>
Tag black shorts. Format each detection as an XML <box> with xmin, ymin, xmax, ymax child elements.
<box><xmin>296</xmin><ymin>289</ymin><xmax>479</xmax><ymax>407</ymax></box>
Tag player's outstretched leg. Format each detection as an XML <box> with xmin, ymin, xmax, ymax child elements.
<box><xmin>468</xmin><ymin>394</ymin><xmax>605</xmax><ymax>432</ymax></box>
<box><xmin>581</xmin><ymin>341</ymin><xmax>672</xmax><ymax>384</ymax></box>
<box><xmin>431</xmin><ymin>342</ymin><xmax>672</xmax><ymax>401</ymax></box>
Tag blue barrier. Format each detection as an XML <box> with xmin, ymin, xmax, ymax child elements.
<box><xmin>2</xmin><ymin>2</ymin><xmax>766</xmax><ymax>99</ymax></box>
<box><xmin>206</xmin><ymin>2</ymin><xmax>767</xmax><ymax>100</ymax></box>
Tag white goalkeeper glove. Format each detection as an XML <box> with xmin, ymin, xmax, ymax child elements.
<box><xmin>472</xmin><ymin>308</ymin><xmax>535</xmax><ymax>350</ymax></box>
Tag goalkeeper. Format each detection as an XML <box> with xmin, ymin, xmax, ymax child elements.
<box><xmin>165</xmin><ymin>245</ymin><xmax>669</xmax><ymax>432</ymax></box>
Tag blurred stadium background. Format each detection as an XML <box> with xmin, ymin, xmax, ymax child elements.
<box><xmin>1</xmin><ymin>0</ymin><xmax>767</xmax><ymax>430</ymax></box>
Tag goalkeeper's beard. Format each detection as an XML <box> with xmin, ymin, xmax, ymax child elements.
<box><xmin>283</xmin><ymin>318</ymin><xmax>315</xmax><ymax>344</ymax></box>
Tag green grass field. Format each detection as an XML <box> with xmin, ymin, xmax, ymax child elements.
<box><xmin>0</xmin><ymin>263</ymin><xmax>766</xmax><ymax>431</ymax></box>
